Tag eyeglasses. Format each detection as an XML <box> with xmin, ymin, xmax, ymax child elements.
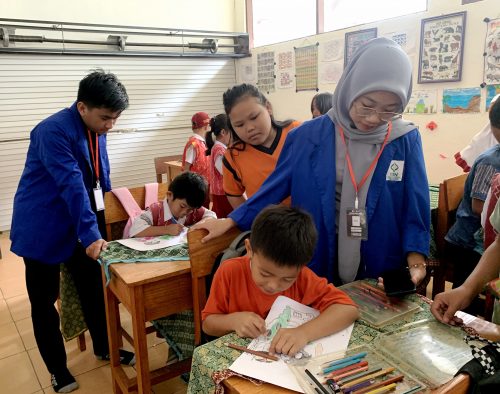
<box><xmin>355</xmin><ymin>104</ymin><xmax>402</xmax><ymax>122</ymax></box>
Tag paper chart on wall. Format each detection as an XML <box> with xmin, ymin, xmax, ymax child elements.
<box><xmin>229</xmin><ymin>296</ymin><xmax>354</xmax><ymax>392</ymax></box>
<box><xmin>239</xmin><ymin>58</ymin><xmax>255</xmax><ymax>83</ymax></box>
<box><xmin>257</xmin><ymin>51</ymin><xmax>275</xmax><ymax>93</ymax></box>
<box><xmin>277</xmin><ymin>51</ymin><xmax>293</xmax><ymax>70</ymax></box>
<box><xmin>319</xmin><ymin>61</ymin><xmax>343</xmax><ymax>84</ymax></box>
<box><xmin>382</xmin><ymin>29</ymin><xmax>416</xmax><ymax>54</ymax></box>
<box><xmin>321</xmin><ymin>39</ymin><xmax>343</xmax><ymax>61</ymax></box>
<box><xmin>484</xmin><ymin>19</ymin><xmax>500</xmax><ymax>85</ymax></box>
<box><xmin>116</xmin><ymin>228</ymin><xmax>187</xmax><ymax>251</ymax></box>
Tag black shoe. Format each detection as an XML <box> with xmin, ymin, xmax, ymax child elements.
<box><xmin>50</xmin><ymin>370</ymin><xmax>78</xmax><ymax>393</ymax></box>
<box><xmin>96</xmin><ymin>349</ymin><xmax>136</xmax><ymax>366</ymax></box>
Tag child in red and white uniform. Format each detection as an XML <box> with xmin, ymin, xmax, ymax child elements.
<box><xmin>129</xmin><ymin>172</ymin><xmax>216</xmax><ymax>237</ymax></box>
<box><xmin>205</xmin><ymin>114</ymin><xmax>233</xmax><ymax>218</ymax></box>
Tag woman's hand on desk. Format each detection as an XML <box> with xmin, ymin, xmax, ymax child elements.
<box><xmin>191</xmin><ymin>218</ymin><xmax>236</xmax><ymax>243</ymax></box>
<box><xmin>431</xmin><ymin>286</ymin><xmax>475</xmax><ymax>326</ymax></box>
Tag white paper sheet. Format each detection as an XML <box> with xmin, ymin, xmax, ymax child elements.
<box><xmin>116</xmin><ymin>228</ymin><xmax>187</xmax><ymax>251</ymax></box>
<box><xmin>229</xmin><ymin>296</ymin><xmax>354</xmax><ymax>392</ymax></box>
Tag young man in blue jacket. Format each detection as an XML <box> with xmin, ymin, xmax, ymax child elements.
<box><xmin>10</xmin><ymin>70</ymin><xmax>133</xmax><ymax>393</ymax></box>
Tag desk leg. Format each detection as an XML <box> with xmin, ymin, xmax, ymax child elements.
<box><xmin>102</xmin><ymin>271</ymin><xmax>123</xmax><ymax>394</ymax></box>
<box><xmin>131</xmin><ymin>286</ymin><xmax>151</xmax><ymax>394</ymax></box>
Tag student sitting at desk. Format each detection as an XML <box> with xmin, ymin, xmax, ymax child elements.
<box><xmin>129</xmin><ymin>171</ymin><xmax>216</xmax><ymax>237</ymax></box>
<box><xmin>202</xmin><ymin>205</ymin><xmax>358</xmax><ymax>356</ymax></box>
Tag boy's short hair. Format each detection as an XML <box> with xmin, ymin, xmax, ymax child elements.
<box><xmin>77</xmin><ymin>69</ymin><xmax>129</xmax><ymax>112</ymax></box>
<box><xmin>250</xmin><ymin>205</ymin><xmax>317</xmax><ymax>268</ymax></box>
<box><xmin>168</xmin><ymin>171</ymin><xmax>207</xmax><ymax>208</ymax></box>
<box><xmin>489</xmin><ymin>97</ymin><xmax>500</xmax><ymax>129</ymax></box>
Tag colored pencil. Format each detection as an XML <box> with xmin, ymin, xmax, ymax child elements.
<box><xmin>305</xmin><ymin>368</ymin><xmax>330</xmax><ymax>394</ymax></box>
<box><xmin>341</xmin><ymin>368</ymin><xmax>395</xmax><ymax>389</ymax></box>
<box><xmin>351</xmin><ymin>375</ymin><xmax>404</xmax><ymax>394</ymax></box>
<box><xmin>343</xmin><ymin>379</ymin><xmax>374</xmax><ymax>393</ymax></box>
<box><xmin>338</xmin><ymin>368</ymin><xmax>383</xmax><ymax>385</ymax></box>
<box><xmin>327</xmin><ymin>365</ymin><xmax>369</xmax><ymax>381</ymax></box>
<box><xmin>327</xmin><ymin>361</ymin><xmax>368</xmax><ymax>377</ymax></box>
<box><xmin>321</xmin><ymin>352</ymin><xmax>368</xmax><ymax>367</ymax></box>
<box><xmin>322</xmin><ymin>358</ymin><xmax>364</xmax><ymax>374</ymax></box>
<box><xmin>400</xmin><ymin>386</ymin><xmax>422</xmax><ymax>394</ymax></box>
<box><xmin>224</xmin><ymin>343</ymin><xmax>279</xmax><ymax>361</ymax></box>
<box><xmin>364</xmin><ymin>383</ymin><xmax>397</xmax><ymax>394</ymax></box>
<box><xmin>358</xmin><ymin>282</ymin><xmax>386</xmax><ymax>297</ymax></box>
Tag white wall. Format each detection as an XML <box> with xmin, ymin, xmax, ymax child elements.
<box><xmin>237</xmin><ymin>0</ymin><xmax>499</xmax><ymax>184</ymax></box>
<box><xmin>0</xmin><ymin>0</ymin><xmax>246</xmax><ymax>32</ymax></box>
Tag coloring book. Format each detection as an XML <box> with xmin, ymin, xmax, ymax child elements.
<box><xmin>229</xmin><ymin>296</ymin><xmax>354</xmax><ymax>392</ymax></box>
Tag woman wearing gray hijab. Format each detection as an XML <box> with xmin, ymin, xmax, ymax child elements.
<box><xmin>195</xmin><ymin>38</ymin><xmax>430</xmax><ymax>287</ymax></box>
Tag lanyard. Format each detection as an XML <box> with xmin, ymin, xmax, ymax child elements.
<box><xmin>338</xmin><ymin>122</ymin><xmax>392</xmax><ymax>209</ymax></box>
<box><xmin>86</xmin><ymin>129</ymin><xmax>100</xmax><ymax>186</ymax></box>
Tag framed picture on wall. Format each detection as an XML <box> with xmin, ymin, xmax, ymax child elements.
<box><xmin>418</xmin><ymin>11</ymin><xmax>466</xmax><ymax>83</ymax></box>
<box><xmin>344</xmin><ymin>28</ymin><xmax>377</xmax><ymax>67</ymax></box>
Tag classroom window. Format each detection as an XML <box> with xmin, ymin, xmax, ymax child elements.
<box><xmin>324</xmin><ymin>0</ymin><xmax>427</xmax><ymax>32</ymax></box>
<box><xmin>251</xmin><ymin>0</ymin><xmax>317</xmax><ymax>47</ymax></box>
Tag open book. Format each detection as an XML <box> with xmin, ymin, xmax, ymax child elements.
<box><xmin>229</xmin><ymin>295</ymin><xmax>354</xmax><ymax>392</ymax></box>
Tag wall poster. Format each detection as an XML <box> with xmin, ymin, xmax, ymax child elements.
<box><xmin>484</xmin><ymin>18</ymin><xmax>500</xmax><ymax>85</ymax></box>
<box><xmin>344</xmin><ymin>28</ymin><xmax>377</xmax><ymax>67</ymax></box>
<box><xmin>257</xmin><ymin>51</ymin><xmax>275</xmax><ymax>94</ymax></box>
<box><xmin>294</xmin><ymin>44</ymin><xmax>318</xmax><ymax>92</ymax></box>
<box><xmin>418</xmin><ymin>12</ymin><xmax>466</xmax><ymax>83</ymax></box>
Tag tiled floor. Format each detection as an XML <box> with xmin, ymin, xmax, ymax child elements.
<box><xmin>0</xmin><ymin>232</ymin><xmax>187</xmax><ymax>394</ymax></box>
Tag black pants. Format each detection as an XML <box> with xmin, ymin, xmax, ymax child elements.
<box><xmin>24</xmin><ymin>244</ymin><xmax>109</xmax><ymax>375</ymax></box>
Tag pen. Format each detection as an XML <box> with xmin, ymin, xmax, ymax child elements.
<box><xmin>321</xmin><ymin>352</ymin><xmax>367</xmax><ymax>368</ymax></box>
<box><xmin>224</xmin><ymin>343</ymin><xmax>279</xmax><ymax>361</ymax></box>
<box><xmin>305</xmin><ymin>368</ymin><xmax>330</xmax><ymax>394</ymax></box>
<box><xmin>351</xmin><ymin>375</ymin><xmax>404</xmax><ymax>394</ymax></box>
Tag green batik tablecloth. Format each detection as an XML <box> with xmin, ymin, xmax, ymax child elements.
<box><xmin>187</xmin><ymin>293</ymin><xmax>433</xmax><ymax>394</ymax></box>
<box><xmin>60</xmin><ymin>241</ymin><xmax>190</xmax><ymax>343</ymax></box>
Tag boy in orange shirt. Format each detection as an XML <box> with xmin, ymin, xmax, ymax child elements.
<box><xmin>202</xmin><ymin>206</ymin><xmax>358</xmax><ymax>356</ymax></box>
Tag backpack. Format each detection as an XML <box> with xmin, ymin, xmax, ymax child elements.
<box><xmin>111</xmin><ymin>183</ymin><xmax>159</xmax><ymax>238</ymax></box>
<box><xmin>206</xmin><ymin>230</ymin><xmax>251</xmax><ymax>295</ymax></box>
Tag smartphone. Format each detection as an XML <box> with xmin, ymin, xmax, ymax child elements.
<box><xmin>382</xmin><ymin>267</ymin><xmax>416</xmax><ymax>297</ymax></box>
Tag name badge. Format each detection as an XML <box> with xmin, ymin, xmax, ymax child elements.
<box><xmin>386</xmin><ymin>160</ymin><xmax>405</xmax><ymax>181</ymax></box>
<box><xmin>346</xmin><ymin>208</ymin><xmax>368</xmax><ymax>240</ymax></box>
<box><xmin>93</xmin><ymin>186</ymin><xmax>105</xmax><ymax>211</ymax></box>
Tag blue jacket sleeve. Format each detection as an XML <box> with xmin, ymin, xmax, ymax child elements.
<box><xmin>34</xmin><ymin>122</ymin><xmax>102</xmax><ymax>247</ymax></box>
<box><xmin>229</xmin><ymin>132</ymin><xmax>295</xmax><ymax>230</ymax></box>
<box><xmin>402</xmin><ymin>133</ymin><xmax>430</xmax><ymax>257</ymax></box>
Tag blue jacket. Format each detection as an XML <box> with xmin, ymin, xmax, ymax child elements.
<box><xmin>10</xmin><ymin>103</ymin><xmax>111</xmax><ymax>264</ymax></box>
<box><xmin>230</xmin><ymin>115</ymin><xmax>430</xmax><ymax>282</ymax></box>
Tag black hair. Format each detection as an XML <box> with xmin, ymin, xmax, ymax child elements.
<box><xmin>250</xmin><ymin>205</ymin><xmax>317</xmax><ymax>268</ymax></box>
<box><xmin>223</xmin><ymin>83</ymin><xmax>294</xmax><ymax>152</ymax></box>
<box><xmin>311</xmin><ymin>92</ymin><xmax>334</xmax><ymax>117</ymax></box>
<box><xmin>168</xmin><ymin>171</ymin><xmax>207</xmax><ymax>208</ymax></box>
<box><xmin>77</xmin><ymin>69</ymin><xmax>129</xmax><ymax>112</ymax></box>
<box><xmin>489</xmin><ymin>98</ymin><xmax>500</xmax><ymax>129</ymax></box>
<box><xmin>205</xmin><ymin>114</ymin><xmax>229</xmax><ymax>156</ymax></box>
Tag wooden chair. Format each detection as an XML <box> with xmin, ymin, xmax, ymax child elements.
<box><xmin>154</xmin><ymin>155</ymin><xmax>182</xmax><ymax>183</ymax></box>
<box><xmin>432</xmin><ymin>173</ymin><xmax>468</xmax><ymax>298</ymax></box>
<box><xmin>104</xmin><ymin>183</ymin><xmax>169</xmax><ymax>241</ymax></box>
<box><xmin>187</xmin><ymin>227</ymin><xmax>241</xmax><ymax>345</ymax></box>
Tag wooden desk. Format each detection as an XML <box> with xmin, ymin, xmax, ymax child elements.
<box><xmin>223</xmin><ymin>312</ymin><xmax>500</xmax><ymax>394</ymax></box>
<box><xmin>102</xmin><ymin>260</ymin><xmax>193</xmax><ymax>393</ymax></box>
<box><xmin>165</xmin><ymin>160</ymin><xmax>182</xmax><ymax>183</ymax></box>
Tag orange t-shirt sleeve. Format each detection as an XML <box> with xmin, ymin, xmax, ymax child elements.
<box><xmin>222</xmin><ymin>151</ymin><xmax>245</xmax><ymax>197</ymax></box>
<box><xmin>298</xmin><ymin>268</ymin><xmax>357</xmax><ymax>312</ymax></box>
<box><xmin>201</xmin><ymin>261</ymin><xmax>231</xmax><ymax>321</ymax></box>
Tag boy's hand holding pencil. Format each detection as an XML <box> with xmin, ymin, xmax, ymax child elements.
<box><xmin>231</xmin><ymin>312</ymin><xmax>267</xmax><ymax>338</ymax></box>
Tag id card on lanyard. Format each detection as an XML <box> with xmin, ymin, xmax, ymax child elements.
<box><xmin>339</xmin><ymin>122</ymin><xmax>392</xmax><ymax>240</ymax></box>
<box><xmin>87</xmin><ymin>130</ymin><xmax>105</xmax><ymax>211</ymax></box>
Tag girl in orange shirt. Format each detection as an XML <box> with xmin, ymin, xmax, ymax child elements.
<box><xmin>222</xmin><ymin>84</ymin><xmax>300</xmax><ymax>208</ymax></box>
